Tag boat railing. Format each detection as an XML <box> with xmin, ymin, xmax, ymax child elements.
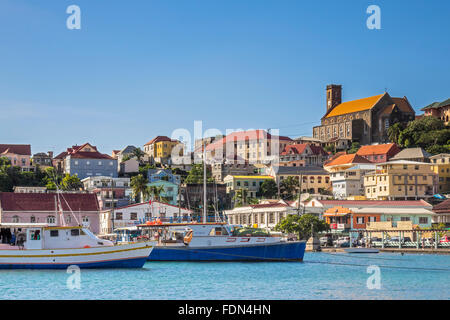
<box><xmin>133</xmin><ymin>214</ymin><xmax>226</xmax><ymax>225</ymax></box>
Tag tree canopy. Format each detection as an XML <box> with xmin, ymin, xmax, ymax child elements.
<box><xmin>258</xmin><ymin>179</ymin><xmax>278</xmax><ymax>199</ymax></box>
<box><xmin>388</xmin><ymin>117</ymin><xmax>450</xmax><ymax>154</ymax></box>
<box><xmin>184</xmin><ymin>163</ymin><xmax>214</xmax><ymax>184</ymax></box>
<box><xmin>275</xmin><ymin>214</ymin><xmax>329</xmax><ymax>240</ymax></box>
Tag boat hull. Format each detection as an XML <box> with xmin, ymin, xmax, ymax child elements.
<box><xmin>344</xmin><ymin>248</ymin><xmax>379</xmax><ymax>254</ymax></box>
<box><xmin>0</xmin><ymin>242</ymin><xmax>154</xmax><ymax>269</ymax></box>
<box><xmin>148</xmin><ymin>241</ymin><xmax>306</xmax><ymax>261</ymax></box>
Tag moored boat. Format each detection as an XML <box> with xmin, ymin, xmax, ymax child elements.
<box><xmin>344</xmin><ymin>247</ymin><xmax>379</xmax><ymax>254</ymax></box>
<box><xmin>0</xmin><ymin>223</ymin><xmax>154</xmax><ymax>269</ymax></box>
<box><xmin>126</xmin><ymin>222</ymin><xmax>306</xmax><ymax>261</ymax></box>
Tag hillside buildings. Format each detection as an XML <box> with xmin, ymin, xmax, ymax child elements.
<box><xmin>205</xmin><ymin>130</ymin><xmax>292</xmax><ymax>165</ymax></box>
<box><xmin>53</xmin><ymin>143</ymin><xmax>117</xmax><ymax>180</ymax></box>
<box><xmin>0</xmin><ymin>144</ymin><xmax>32</xmax><ymax>171</ymax></box>
<box><xmin>421</xmin><ymin>98</ymin><xmax>450</xmax><ymax>124</ymax></box>
<box><xmin>430</xmin><ymin>153</ymin><xmax>450</xmax><ymax>194</ymax></box>
<box><xmin>363</xmin><ymin>160</ymin><xmax>438</xmax><ymax>200</ymax></box>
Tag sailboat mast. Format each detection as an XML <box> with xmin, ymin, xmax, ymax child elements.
<box><xmin>203</xmin><ymin>141</ymin><xmax>207</xmax><ymax>223</ymax></box>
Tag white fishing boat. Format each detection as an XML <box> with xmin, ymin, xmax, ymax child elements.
<box><xmin>344</xmin><ymin>247</ymin><xmax>379</xmax><ymax>254</ymax></box>
<box><xmin>0</xmin><ymin>223</ymin><xmax>154</xmax><ymax>269</ymax></box>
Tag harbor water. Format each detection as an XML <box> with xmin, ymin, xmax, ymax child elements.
<box><xmin>0</xmin><ymin>252</ymin><xmax>448</xmax><ymax>300</ymax></box>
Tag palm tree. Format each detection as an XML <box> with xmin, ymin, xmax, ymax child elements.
<box><xmin>233</xmin><ymin>188</ymin><xmax>248</xmax><ymax>207</ymax></box>
<box><xmin>130</xmin><ymin>174</ymin><xmax>148</xmax><ymax>202</ymax></box>
<box><xmin>148</xmin><ymin>185</ymin><xmax>165</xmax><ymax>202</ymax></box>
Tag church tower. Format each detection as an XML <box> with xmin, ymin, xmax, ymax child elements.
<box><xmin>326</xmin><ymin>84</ymin><xmax>342</xmax><ymax>112</ymax></box>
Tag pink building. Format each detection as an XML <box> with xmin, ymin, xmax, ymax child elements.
<box><xmin>0</xmin><ymin>144</ymin><xmax>32</xmax><ymax>171</ymax></box>
<box><xmin>0</xmin><ymin>193</ymin><xmax>101</xmax><ymax>234</ymax></box>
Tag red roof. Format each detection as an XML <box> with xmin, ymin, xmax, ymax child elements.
<box><xmin>281</xmin><ymin>144</ymin><xmax>307</xmax><ymax>156</ymax></box>
<box><xmin>249</xmin><ymin>203</ymin><xmax>290</xmax><ymax>209</ymax></box>
<box><xmin>0</xmin><ymin>193</ymin><xmax>100</xmax><ymax>212</ymax></box>
<box><xmin>432</xmin><ymin>199</ymin><xmax>450</xmax><ymax>213</ymax></box>
<box><xmin>0</xmin><ymin>144</ymin><xmax>31</xmax><ymax>156</ymax></box>
<box><xmin>356</xmin><ymin>143</ymin><xmax>398</xmax><ymax>156</ymax></box>
<box><xmin>325</xmin><ymin>154</ymin><xmax>372</xmax><ymax>167</ymax></box>
<box><xmin>144</xmin><ymin>136</ymin><xmax>176</xmax><ymax>146</ymax></box>
<box><xmin>57</xmin><ymin>143</ymin><xmax>113</xmax><ymax>160</ymax></box>
<box><xmin>206</xmin><ymin>130</ymin><xmax>292</xmax><ymax>151</ymax></box>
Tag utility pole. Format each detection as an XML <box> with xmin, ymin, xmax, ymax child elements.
<box><xmin>297</xmin><ymin>172</ymin><xmax>302</xmax><ymax>216</ymax></box>
<box><xmin>110</xmin><ymin>177</ymin><xmax>115</xmax><ymax>233</ymax></box>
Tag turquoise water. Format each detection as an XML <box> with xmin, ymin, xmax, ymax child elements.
<box><xmin>0</xmin><ymin>252</ymin><xmax>449</xmax><ymax>300</ymax></box>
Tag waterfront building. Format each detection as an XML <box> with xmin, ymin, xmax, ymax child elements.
<box><xmin>292</xmin><ymin>136</ymin><xmax>322</xmax><ymax>146</ymax></box>
<box><xmin>54</xmin><ymin>143</ymin><xmax>118</xmax><ymax>180</ymax></box>
<box><xmin>143</xmin><ymin>136</ymin><xmax>183</xmax><ymax>164</ymax></box>
<box><xmin>223</xmin><ymin>175</ymin><xmax>274</xmax><ymax>199</ymax></box>
<box><xmin>431</xmin><ymin>199</ymin><xmax>450</xmax><ymax>225</ymax></box>
<box><xmin>267</xmin><ymin>165</ymin><xmax>331</xmax><ymax>195</ymax></box>
<box><xmin>421</xmin><ymin>98</ymin><xmax>450</xmax><ymax>124</ymax></box>
<box><xmin>303</xmin><ymin>199</ymin><xmax>434</xmax><ymax>232</ymax></box>
<box><xmin>313</xmin><ymin>84</ymin><xmax>415</xmax><ymax>146</ymax></box>
<box><xmin>279</xmin><ymin>144</ymin><xmax>329</xmax><ymax>167</ymax></box>
<box><xmin>205</xmin><ymin>129</ymin><xmax>292</xmax><ymax>165</ymax></box>
<box><xmin>0</xmin><ymin>192</ymin><xmax>101</xmax><ymax>234</ymax></box>
<box><xmin>429</xmin><ymin>153</ymin><xmax>450</xmax><ymax>193</ymax></box>
<box><xmin>363</xmin><ymin>160</ymin><xmax>438</xmax><ymax>200</ymax></box>
<box><xmin>32</xmin><ymin>151</ymin><xmax>53</xmax><ymax>170</ymax></box>
<box><xmin>13</xmin><ymin>186</ymin><xmax>47</xmax><ymax>193</ymax></box>
<box><xmin>224</xmin><ymin>200</ymin><xmax>297</xmax><ymax>229</ymax></box>
<box><xmin>81</xmin><ymin>176</ymin><xmax>132</xmax><ymax>210</ymax></box>
<box><xmin>355</xmin><ymin>143</ymin><xmax>401</xmax><ymax>163</ymax></box>
<box><xmin>390</xmin><ymin>147</ymin><xmax>431</xmax><ymax>163</ymax></box>
<box><xmin>147</xmin><ymin>180</ymin><xmax>179</xmax><ymax>206</ymax></box>
<box><xmin>0</xmin><ymin>144</ymin><xmax>32</xmax><ymax>171</ymax></box>
<box><xmin>99</xmin><ymin>201</ymin><xmax>192</xmax><ymax>234</ymax></box>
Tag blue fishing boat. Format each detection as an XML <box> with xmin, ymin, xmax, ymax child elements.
<box><xmin>132</xmin><ymin>222</ymin><xmax>305</xmax><ymax>261</ymax></box>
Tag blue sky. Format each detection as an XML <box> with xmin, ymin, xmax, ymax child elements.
<box><xmin>0</xmin><ymin>0</ymin><xmax>449</xmax><ymax>155</ymax></box>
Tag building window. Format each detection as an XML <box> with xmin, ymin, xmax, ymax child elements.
<box><xmin>130</xmin><ymin>212</ymin><xmax>138</xmax><ymax>220</ymax></box>
<box><xmin>12</xmin><ymin>216</ymin><xmax>19</xmax><ymax>223</ymax></box>
<box><xmin>115</xmin><ymin>212</ymin><xmax>123</xmax><ymax>220</ymax></box>
<box><xmin>30</xmin><ymin>216</ymin><xmax>36</xmax><ymax>223</ymax></box>
<box><xmin>47</xmin><ymin>215</ymin><xmax>56</xmax><ymax>224</ymax></box>
<box><xmin>400</xmin><ymin>217</ymin><xmax>410</xmax><ymax>221</ymax></box>
<box><xmin>357</xmin><ymin>217</ymin><xmax>365</xmax><ymax>224</ymax></box>
<box><xmin>419</xmin><ymin>217</ymin><xmax>428</xmax><ymax>224</ymax></box>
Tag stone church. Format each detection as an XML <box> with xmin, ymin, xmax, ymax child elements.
<box><xmin>313</xmin><ymin>85</ymin><xmax>415</xmax><ymax>147</ymax></box>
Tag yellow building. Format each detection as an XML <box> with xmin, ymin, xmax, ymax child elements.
<box><xmin>430</xmin><ymin>153</ymin><xmax>450</xmax><ymax>193</ymax></box>
<box><xmin>143</xmin><ymin>136</ymin><xmax>182</xmax><ymax>163</ymax></box>
<box><xmin>364</xmin><ymin>160</ymin><xmax>438</xmax><ymax>200</ymax></box>
<box><xmin>223</xmin><ymin>175</ymin><xmax>274</xmax><ymax>198</ymax></box>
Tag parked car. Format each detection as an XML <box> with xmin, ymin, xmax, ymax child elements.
<box><xmin>440</xmin><ymin>235</ymin><xmax>450</xmax><ymax>243</ymax></box>
<box><xmin>334</xmin><ymin>237</ymin><xmax>350</xmax><ymax>248</ymax></box>
<box><xmin>319</xmin><ymin>236</ymin><xmax>333</xmax><ymax>247</ymax></box>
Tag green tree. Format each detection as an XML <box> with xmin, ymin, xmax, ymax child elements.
<box><xmin>347</xmin><ymin>142</ymin><xmax>360</xmax><ymax>154</ymax></box>
<box><xmin>275</xmin><ymin>214</ymin><xmax>329</xmax><ymax>240</ymax></box>
<box><xmin>280</xmin><ymin>176</ymin><xmax>299</xmax><ymax>200</ymax></box>
<box><xmin>148</xmin><ymin>185</ymin><xmax>165</xmax><ymax>201</ymax></box>
<box><xmin>258</xmin><ymin>179</ymin><xmax>278</xmax><ymax>199</ymax></box>
<box><xmin>233</xmin><ymin>188</ymin><xmax>249</xmax><ymax>207</ymax></box>
<box><xmin>387</xmin><ymin>122</ymin><xmax>405</xmax><ymax>144</ymax></box>
<box><xmin>184</xmin><ymin>163</ymin><xmax>214</xmax><ymax>184</ymax></box>
<box><xmin>133</xmin><ymin>148</ymin><xmax>145</xmax><ymax>163</ymax></box>
<box><xmin>130</xmin><ymin>174</ymin><xmax>148</xmax><ymax>202</ymax></box>
<box><xmin>61</xmin><ymin>174</ymin><xmax>82</xmax><ymax>191</ymax></box>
